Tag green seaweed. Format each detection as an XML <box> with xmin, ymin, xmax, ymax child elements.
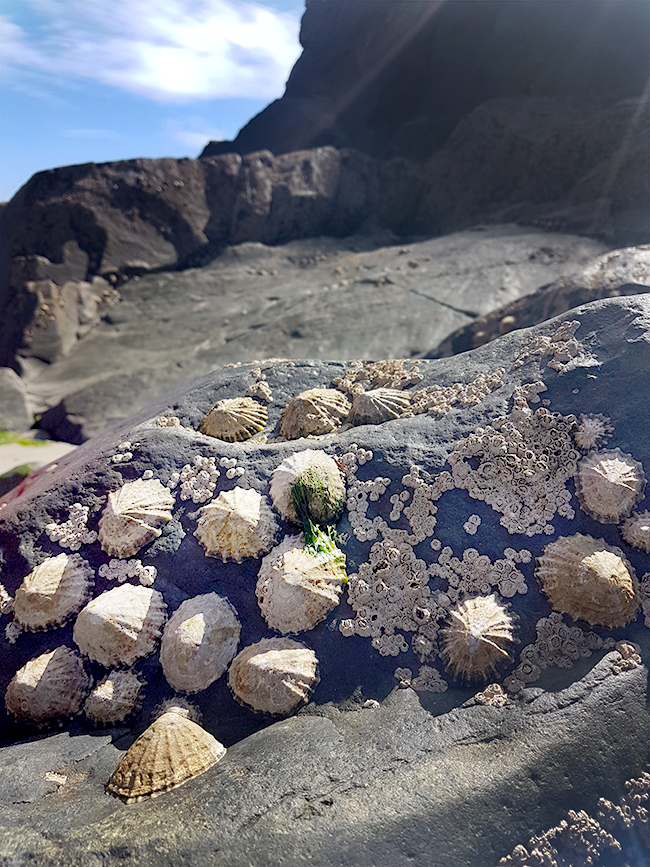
<box><xmin>0</xmin><ymin>431</ymin><xmax>48</xmax><ymax>447</ymax></box>
<box><xmin>290</xmin><ymin>470</ymin><xmax>347</xmax><ymax>579</ymax></box>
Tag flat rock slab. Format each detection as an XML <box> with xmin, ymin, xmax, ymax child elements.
<box><xmin>0</xmin><ymin>295</ymin><xmax>649</xmax><ymax>865</ymax></box>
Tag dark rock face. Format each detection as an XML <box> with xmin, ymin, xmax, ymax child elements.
<box><xmin>0</xmin><ymin>296</ymin><xmax>648</xmax><ymax>865</ymax></box>
<box><xmin>203</xmin><ymin>0</ymin><xmax>649</xmax><ymax>162</ymax></box>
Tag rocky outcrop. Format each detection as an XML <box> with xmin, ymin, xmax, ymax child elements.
<box><xmin>0</xmin><ymin>368</ymin><xmax>31</xmax><ymax>432</ymax></box>
<box><xmin>203</xmin><ymin>0</ymin><xmax>649</xmax><ymax>161</ymax></box>
<box><xmin>0</xmin><ymin>295</ymin><xmax>648</xmax><ymax>865</ymax></box>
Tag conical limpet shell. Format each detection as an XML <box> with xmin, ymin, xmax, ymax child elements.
<box><xmin>5</xmin><ymin>646</ymin><xmax>91</xmax><ymax>726</ymax></box>
<box><xmin>13</xmin><ymin>553</ymin><xmax>93</xmax><ymax>631</ymax></box>
<box><xmin>349</xmin><ymin>388</ymin><xmax>411</xmax><ymax>426</ymax></box>
<box><xmin>84</xmin><ymin>669</ymin><xmax>145</xmax><ymax>725</ymax></box>
<box><xmin>160</xmin><ymin>592</ymin><xmax>241</xmax><ymax>693</ymax></box>
<box><xmin>98</xmin><ymin>478</ymin><xmax>175</xmax><ymax>558</ymax></box>
<box><xmin>256</xmin><ymin>534</ymin><xmax>345</xmax><ymax>634</ymax></box>
<box><xmin>73</xmin><ymin>584</ymin><xmax>167</xmax><ymax>667</ymax></box>
<box><xmin>106</xmin><ymin>708</ymin><xmax>226</xmax><ymax>803</ymax></box>
<box><xmin>279</xmin><ymin>388</ymin><xmax>350</xmax><ymax>439</ymax></box>
<box><xmin>621</xmin><ymin>510</ymin><xmax>650</xmax><ymax>553</ymax></box>
<box><xmin>194</xmin><ymin>487</ymin><xmax>278</xmax><ymax>563</ymax></box>
<box><xmin>576</xmin><ymin>448</ymin><xmax>645</xmax><ymax>523</ymax></box>
<box><xmin>440</xmin><ymin>595</ymin><xmax>514</xmax><ymax>681</ymax></box>
<box><xmin>270</xmin><ymin>450</ymin><xmax>346</xmax><ymax>525</ymax></box>
<box><xmin>536</xmin><ymin>533</ymin><xmax>639</xmax><ymax>628</ymax></box>
<box><xmin>199</xmin><ymin>397</ymin><xmax>267</xmax><ymax>442</ymax></box>
<box><xmin>228</xmin><ymin>637</ymin><xmax>319</xmax><ymax>715</ymax></box>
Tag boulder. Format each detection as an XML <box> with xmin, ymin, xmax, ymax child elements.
<box><xmin>0</xmin><ymin>368</ymin><xmax>30</xmax><ymax>432</ymax></box>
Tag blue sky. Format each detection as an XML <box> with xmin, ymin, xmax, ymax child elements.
<box><xmin>0</xmin><ymin>0</ymin><xmax>305</xmax><ymax>202</ymax></box>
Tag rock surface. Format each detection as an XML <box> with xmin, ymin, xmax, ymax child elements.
<box><xmin>24</xmin><ymin>225</ymin><xmax>607</xmax><ymax>442</ymax></box>
<box><xmin>0</xmin><ymin>368</ymin><xmax>31</xmax><ymax>432</ymax></box>
<box><xmin>0</xmin><ymin>295</ymin><xmax>649</xmax><ymax>865</ymax></box>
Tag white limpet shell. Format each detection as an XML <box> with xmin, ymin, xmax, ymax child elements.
<box><xmin>621</xmin><ymin>510</ymin><xmax>650</xmax><ymax>553</ymax></box>
<box><xmin>349</xmin><ymin>388</ymin><xmax>411</xmax><ymax>426</ymax></box>
<box><xmin>160</xmin><ymin>593</ymin><xmax>241</xmax><ymax>693</ymax></box>
<box><xmin>98</xmin><ymin>478</ymin><xmax>175</xmax><ymax>558</ymax></box>
<box><xmin>256</xmin><ymin>534</ymin><xmax>345</xmax><ymax>634</ymax></box>
<box><xmin>84</xmin><ymin>669</ymin><xmax>145</xmax><ymax>725</ymax></box>
<box><xmin>13</xmin><ymin>553</ymin><xmax>93</xmax><ymax>631</ymax></box>
<box><xmin>228</xmin><ymin>636</ymin><xmax>319</xmax><ymax>715</ymax></box>
<box><xmin>279</xmin><ymin>388</ymin><xmax>350</xmax><ymax>439</ymax></box>
<box><xmin>194</xmin><ymin>487</ymin><xmax>278</xmax><ymax>563</ymax></box>
<box><xmin>576</xmin><ymin>448</ymin><xmax>645</xmax><ymax>523</ymax></box>
<box><xmin>73</xmin><ymin>584</ymin><xmax>167</xmax><ymax>667</ymax></box>
<box><xmin>105</xmin><ymin>708</ymin><xmax>226</xmax><ymax>803</ymax></box>
<box><xmin>536</xmin><ymin>533</ymin><xmax>639</xmax><ymax>628</ymax></box>
<box><xmin>440</xmin><ymin>595</ymin><xmax>515</xmax><ymax>681</ymax></box>
<box><xmin>270</xmin><ymin>450</ymin><xmax>346</xmax><ymax>525</ymax></box>
<box><xmin>199</xmin><ymin>397</ymin><xmax>267</xmax><ymax>442</ymax></box>
<box><xmin>5</xmin><ymin>646</ymin><xmax>91</xmax><ymax>725</ymax></box>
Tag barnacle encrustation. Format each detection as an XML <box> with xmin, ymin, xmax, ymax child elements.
<box><xmin>13</xmin><ymin>553</ymin><xmax>93</xmax><ymax>631</ymax></box>
<box><xmin>199</xmin><ymin>397</ymin><xmax>267</xmax><ymax>442</ymax></box>
<box><xmin>194</xmin><ymin>487</ymin><xmax>277</xmax><ymax>562</ymax></box>
<box><xmin>98</xmin><ymin>478</ymin><xmax>175</xmax><ymax>558</ymax></box>
<box><xmin>5</xmin><ymin>646</ymin><xmax>91</xmax><ymax>726</ymax></box>
<box><xmin>279</xmin><ymin>388</ymin><xmax>350</xmax><ymax>439</ymax></box>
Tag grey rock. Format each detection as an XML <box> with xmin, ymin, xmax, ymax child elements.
<box><xmin>0</xmin><ymin>368</ymin><xmax>30</xmax><ymax>432</ymax></box>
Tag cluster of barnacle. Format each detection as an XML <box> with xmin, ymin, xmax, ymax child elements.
<box><xmin>512</xmin><ymin>320</ymin><xmax>585</xmax><ymax>372</ymax></box>
<box><xmin>429</xmin><ymin>546</ymin><xmax>530</xmax><ymax>603</ymax></box>
<box><xmin>500</xmin><ymin>770</ymin><xmax>650</xmax><ymax>867</ymax></box>
<box><xmin>394</xmin><ymin>665</ymin><xmax>448</xmax><ymax>693</ymax></box>
<box><xmin>98</xmin><ymin>558</ymin><xmax>157</xmax><ymax>586</ymax></box>
<box><xmin>111</xmin><ymin>440</ymin><xmax>137</xmax><ymax>464</ymax></box>
<box><xmin>409</xmin><ymin>368</ymin><xmax>504</xmax><ymax>416</ymax></box>
<box><xmin>45</xmin><ymin>503</ymin><xmax>98</xmax><ymax>551</ymax></box>
<box><xmin>246</xmin><ymin>367</ymin><xmax>272</xmax><ymax>403</ymax></box>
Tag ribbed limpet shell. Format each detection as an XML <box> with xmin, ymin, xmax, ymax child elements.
<box><xmin>84</xmin><ymin>669</ymin><xmax>145</xmax><ymax>725</ymax></box>
<box><xmin>349</xmin><ymin>388</ymin><xmax>411</xmax><ymax>426</ymax></box>
<box><xmin>98</xmin><ymin>478</ymin><xmax>175</xmax><ymax>558</ymax></box>
<box><xmin>73</xmin><ymin>584</ymin><xmax>167</xmax><ymax>667</ymax></box>
<box><xmin>160</xmin><ymin>593</ymin><xmax>241</xmax><ymax>693</ymax></box>
<box><xmin>13</xmin><ymin>553</ymin><xmax>93</xmax><ymax>631</ymax></box>
<box><xmin>270</xmin><ymin>449</ymin><xmax>346</xmax><ymax>525</ymax></box>
<box><xmin>279</xmin><ymin>388</ymin><xmax>350</xmax><ymax>439</ymax></box>
<box><xmin>256</xmin><ymin>534</ymin><xmax>345</xmax><ymax>634</ymax></box>
<box><xmin>194</xmin><ymin>487</ymin><xmax>278</xmax><ymax>562</ymax></box>
<box><xmin>228</xmin><ymin>637</ymin><xmax>319</xmax><ymax>715</ymax></box>
<box><xmin>576</xmin><ymin>448</ymin><xmax>645</xmax><ymax>523</ymax></box>
<box><xmin>199</xmin><ymin>397</ymin><xmax>267</xmax><ymax>442</ymax></box>
<box><xmin>536</xmin><ymin>533</ymin><xmax>639</xmax><ymax>628</ymax></box>
<box><xmin>106</xmin><ymin>708</ymin><xmax>226</xmax><ymax>803</ymax></box>
<box><xmin>621</xmin><ymin>510</ymin><xmax>650</xmax><ymax>553</ymax></box>
<box><xmin>5</xmin><ymin>646</ymin><xmax>91</xmax><ymax>726</ymax></box>
<box><xmin>440</xmin><ymin>595</ymin><xmax>514</xmax><ymax>681</ymax></box>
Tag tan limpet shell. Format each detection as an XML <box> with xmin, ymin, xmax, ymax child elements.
<box><xmin>349</xmin><ymin>388</ymin><xmax>411</xmax><ymax>426</ymax></box>
<box><xmin>279</xmin><ymin>388</ymin><xmax>350</xmax><ymax>439</ymax></box>
<box><xmin>576</xmin><ymin>448</ymin><xmax>645</xmax><ymax>523</ymax></box>
<box><xmin>270</xmin><ymin>449</ymin><xmax>346</xmax><ymax>525</ymax></box>
<box><xmin>84</xmin><ymin>669</ymin><xmax>145</xmax><ymax>725</ymax></box>
<box><xmin>536</xmin><ymin>534</ymin><xmax>639</xmax><ymax>628</ymax></box>
<box><xmin>621</xmin><ymin>510</ymin><xmax>650</xmax><ymax>554</ymax></box>
<box><xmin>13</xmin><ymin>553</ymin><xmax>93</xmax><ymax>631</ymax></box>
<box><xmin>105</xmin><ymin>708</ymin><xmax>226</xmax><ymax>803</ymax></box>
<box><xmin>256</xmin><ymin>534</ymin><xmax>345</xmax><ymax>634</ymax></box>
<box><xmin>440</xmin><ymin>595</ymin><xmax>514</xmax><ymax>681</ymax></box>
<box><xmin>160</xmin><ymin>592</ymin><xmax>241</xmax><ymax>694</ymax></box>
<box><xmin>194</xmin><ymin>487</ymin><xmax>278</xmax><ymax>563</ymax></box>
<box><xmin>228</xmin><ymin>637</ymin><xmax>319</xmax><ymax>715</ymax></box>
<box><xmin>199</xmin><ymin>397</ymin><xmax>267</xmax><ymax>442</ymax></box>
<box><xmin>5</xmin><ymin>646</ymin><xmax>91</xmax><ymax>726</ymax></box>
<box><xmin>73</xmin><ymin>584</ymin><xmax>167</xmax><ymax>668</ymax></box>
<box><xmin>98</xmin><ymin>478</ymin><xmax>175</xmax><ymax>558</ymax></box>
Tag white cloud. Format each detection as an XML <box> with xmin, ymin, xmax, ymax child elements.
<box><xmin>1</xmin><ymin>0</ymin><xmax>302</xmax><ymax>102</ymax></box>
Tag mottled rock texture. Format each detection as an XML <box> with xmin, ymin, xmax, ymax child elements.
<box><xmin>0</xmin><ymin>296</ymin><xmax>648</xmax><ymax>865</ymax></box>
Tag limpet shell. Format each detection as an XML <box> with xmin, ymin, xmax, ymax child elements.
<box><xmin>228</xmin><ymin>637</ymin><xmax>319</xmax><ymax>715</ymax></box>
<box><xmin>5</xmin><ymin>646</ymin><xmax>91</xmax><ymax>726</ymax></box>
<box><xmin>73</xmin><ymin>584</ymin><xmax>167</xmax><ymax>667</ymax></box>
<box><xmin>621</xmin><ymin>510</ymin><xmax>650</xmax><ymax>553</ymax></box>
<box><xmin>160</xmin><ymin>592</ymin><xmax>241</xmax><ymax>693</ymax></box>
<box><xmin>440</xmin><ymin>595</ymin><xmax>514</xmax><ymax>681</ymax></box>
<box><xmin>256</xmin><ymin>534</ymin><xmax>345</xmax><ymax>634</ymax></box>
<box><xmin>194</xmin><ymin>487</ymin><xmax>278</xmax><ymax>563</ymax></box>
<box><xmin>199</xmin><ymin>397</ymin><xmax>267</xmax><ymax>442</ymax></box>
<box><xmin>84</xmin><ymin>669</ymin><xmax>145</xmax><ymax>725</ymax></box>
<box><xmin>270</xmin><ymin>449</ymin><xmax>346</xmax><ymax>525</ymax></box>
<box><xmin>279</xmin><ymin>388</ymin><xmax>350</xmax><ymax>439</ymax></box>
<box><xmin>349</xmin><ymin>388</ymin><xmax>411</xmax><ymax>426</ymax></box>
<box><xmin>536</xmin><ymin>533</ymin><xmax>639</xmax><ymax>628</ymax></box>
<box><xmin>576</xmin><ymin>448</ymin><xmax>645</xmax><ymax>523</ymax></box>
<box><xmin>98</xmin><ymin>478</ymin><xmax>175</xmax><ymax>558</ymax></box>
<box><xmin>106</xmin><ymin>708</ymin><xmax>226</xmax><ymax>803</ymax></box>
<box><xmin>13</xmin><ymin>553</ymin><xmax>93</xmax><ymax>631</ymax></box>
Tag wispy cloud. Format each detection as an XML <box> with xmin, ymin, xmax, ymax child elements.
<box><xmin>1</xmin><ymin>0</ymin><xmax>302</xmax><ymax>102</ymax></box>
